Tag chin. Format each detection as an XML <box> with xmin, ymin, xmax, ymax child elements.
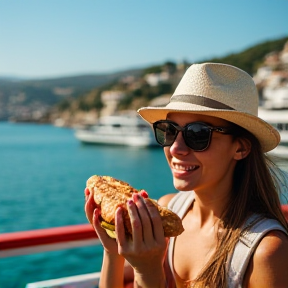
<box><xmin>173</xmin><ymin>179</ymin><xmax>194</xmax><ymax>192</ymax></box>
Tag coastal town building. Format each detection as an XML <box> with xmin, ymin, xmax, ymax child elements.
<box><xmin>254</xmin><ymin>41</ymin><xmax>288</xmax><ymax>109</ymax></box>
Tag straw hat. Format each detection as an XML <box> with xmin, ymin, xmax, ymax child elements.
<box><xmin>137</xmin><ymin>62</ymin><xmax>280</xmax><ymax>152</ymax></box>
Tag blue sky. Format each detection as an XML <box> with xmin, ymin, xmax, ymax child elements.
<box><xmin>1</xmin><ymin>0</ymin><xmax>288</xmax><ymax>79</ymax></box>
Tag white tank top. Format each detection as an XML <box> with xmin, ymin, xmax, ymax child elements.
<box><xmin>167</xmin><ymin>191</ymin><xmax>288</xmax><ymax>288</ymax></box>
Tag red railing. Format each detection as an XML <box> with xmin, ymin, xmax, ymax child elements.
<box><xmin>282</xmin><ymin>204</ymin><xmax>288</xmax><ymax>221</ymax></box>
<box><xmin>1</xmin><ymin>205</ymin><xmax>288</xmax><ymax>258</ymax></box>
<box><xmin>0</xmin><ymin>224</ymin><xmax>99</xmax><ymax>257</ymax></box>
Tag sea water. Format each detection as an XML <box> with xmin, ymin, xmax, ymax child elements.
<box><xmin>0</xmin><ymin>122</ymin><xmax>287</xmax><ymax>288</ymax></box>
<box><xmin>0</xmin><ymin>122</ymin><xmax>175</xmax><ymax>288</ymax></box>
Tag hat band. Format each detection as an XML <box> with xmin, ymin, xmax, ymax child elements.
<box><xmin>171</xmin><ymin>95</ymin><xmax>235</xmax><ymax>110</ymax></box>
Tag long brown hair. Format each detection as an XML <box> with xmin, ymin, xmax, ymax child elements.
<box><xmin>194</xmin><ymin>124</ymin><xmax>288</xmax><ymax>288</ymax></box>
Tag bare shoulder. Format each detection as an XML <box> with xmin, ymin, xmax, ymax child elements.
<box><xmin>157</xmin><ymin>193</ymin><xmax>177</xmax><ymax>207</ymax></box>
<box><xmin>245</xmin><ymin>230</ymin><xmax>288</xmax><ymax>288</ymax></box>
<box><xmin>256</xmin><ymin>230</ymin><xmax>288</xmax><ymax>256</ymax></box>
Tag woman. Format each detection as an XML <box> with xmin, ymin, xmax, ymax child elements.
<box><xmin>85</xmin><ymin>63</ymin><xmax>288</xmax><ymax>288</ymax></box>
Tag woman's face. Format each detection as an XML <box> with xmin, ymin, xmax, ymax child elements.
<box><xmin>163</xmin><ymin>113</ymin><xmax>242</xmax><ymax>194</ymax></box>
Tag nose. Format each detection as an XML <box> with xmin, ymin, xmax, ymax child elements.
<box><xmin>169</xmin><ymin>131</ymin><xmax>190</xmax><ymax>155</ymax></box>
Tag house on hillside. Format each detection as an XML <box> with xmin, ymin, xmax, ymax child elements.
<box><xmin>254</xmin><ymin>41</ymin><xmax>288</xmax><ymax>109</ymax></box>
<box><xmin>101</xmin><ymin>90</ymin><xmax>126</xmax><ymax>116</ymax></box>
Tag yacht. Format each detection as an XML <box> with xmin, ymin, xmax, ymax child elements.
<box><xmin>258</xmin><ymin>107</ymin><xmax>288</xmax><ymax>159</ymax></box>
<box><xmin>74</xmin><ymin>113</ymin><xmax>158</xmax><ymax>147</ymax></box>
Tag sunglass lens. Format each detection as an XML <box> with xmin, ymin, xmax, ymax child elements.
<box><xmin>185</xmin><ymin>123</ymin><xmax>211</xmax><ymax>151</ymax></box>
<box><xmin>155</xmin><ymin>122</ymin><xmax>177</xmax><ymax>146</ymax></box>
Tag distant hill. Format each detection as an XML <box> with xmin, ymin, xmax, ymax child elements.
<box><xmin>0</xmin><ymin>68</ymin><xmax>143</xmax><ymax>92</ymax></box>
<box><xmin>22</xmin><ymin>68</ymin><xmax>144</xmax><ymax>89</ymax></box>
<box><xmin>198</xmin><ymin>36</ymin><xmax>288</xmax><ymax>75</ymax></box>
<box><xmin>0</xmin><ymin>36</ymin><xmax>287</xmax><ymax>122</ymax></box>
<box><xmin>0</xmin><ymin>68</ymin><xmax>143</xmax><ymax>121</ymax></box>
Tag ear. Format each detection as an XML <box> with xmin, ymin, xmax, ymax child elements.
<box><xmin>233</xmin><ymin>138</ymin><xmax>251</xmax><ymax>160</ymax></box>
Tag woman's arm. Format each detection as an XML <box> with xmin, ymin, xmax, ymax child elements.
<box><xmin>244</xmin><ymin>230</ymin><xmax>288</xmax><ymax>288</ymax></box>
<box><xmin>100</xmin><ymin>250</ymin><xmax>125</xmax><ymax>288</ymax></box>
<box><xmin>85</xmin><ymin>189</ymin><xmax>126</xmax><ymax>288</ymax></box>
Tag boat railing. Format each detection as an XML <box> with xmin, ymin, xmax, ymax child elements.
<box><xmin>1</xmin><ymin>205</ymin><xmax>287</xmax><ymax>287</ymax></box>
<box><xmin>0</xmin><ymin>224</ymin><xmax>101</xmax><ymax>287</ymax></box>
<box><xmin>0</xmin><ymin>223</ymin><xmax>100</xmax><ymax>258</ymax></box>
<box><xmin>1</xmin><ymin>205</ymin><xmax>288</xmax><ymax>257</ymax></box>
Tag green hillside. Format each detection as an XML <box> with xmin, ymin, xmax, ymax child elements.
<box><xmin>199</xmin><ymin>36</ymin><xmax>288</xmax><ymax>75</ymax></box>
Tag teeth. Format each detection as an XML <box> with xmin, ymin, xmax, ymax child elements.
<box><xmin>174</xmin><ymin>164</ymin><xmax>197</xmax><ymax>171</ymax></box>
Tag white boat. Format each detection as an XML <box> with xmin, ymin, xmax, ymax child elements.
<box><xmin>258</xmin><ymin>107</ymin><xmax>288</xmax><ymax>159</ymax></box>
<box><xmin>258</xmin><ymin>107</ymin><xmax>288</xmax><ymax>143</ymax></box>
<box><xmin>74</xmin><ymin>113</ymin><xmax>158</xmax><ymax>147</ymax></box>
<box><xmin>268</xmin><ymin>145</ymin><xmax>288</xmax><ymax>159</ymax></box>
<box><xmin>262</xmin><ymin>86</ymin><xmax>288</xmax><ymax>109</ymax></box>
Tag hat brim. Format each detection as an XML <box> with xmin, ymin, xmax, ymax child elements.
<box><xmin>137</xmin><ymin>102</ymin><xmax>280</xmax><ymax>153</ymax></box>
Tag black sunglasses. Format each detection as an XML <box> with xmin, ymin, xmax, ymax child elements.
<box><xmin>153</xmin><ymin>120</ymin><xmax>233</xmax><ymax>151</ymax></box>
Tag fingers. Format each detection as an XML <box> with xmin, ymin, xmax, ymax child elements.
<box><xmin>85</xmin><ymin>189</ymin><xmax>121</xmax><ymax>255</ymax></box>
<box><xmin>92</xmin><ymin>208</ymin><xmax>106</xmax><ymax>238</ymax></box>
<box><xmin>92</xmin><ymin>208</ymin><xmax>101</xmax><ymax>230</ymax></box>
<box><xmin>132</xmin><ymin>193</ymin><xmax>154</xmax><ymax>244</ymax></box>
<box><xmin>115</xmin><ymin>206</ymin><xmax>127</xmax><ymax>245</ymax></box>
<box><xmin>84</xmin><ymin>188</ymin><xmax>96</xmax><ymax>224</ymax></box>
<box><xmin>126</xmin><ymin>198</ymin><xmax>144</xmax><ymax>245</ymax></box>
<box><xmin>126</xmin><ymin>193</ymin><xmax>164</xmax><ymax>244</ymax></box>
<box><xmin>143</xmin><ymin>198</ymin><xmax>165</xmax><ymax>241</ymax></box>
<box><xmin>84</xmin><ymin>187</ymin><xmax>90</xmax><ymax>202</ymax></box>
<box><xmin>139</xmin><ymin>189</ymin><xmax>149</xmax><ymax>198</ymax></box>
<box><xmin>93</xmin><ymin>209</ymin><xmax>120</xmax><ymax>255</ymax></box>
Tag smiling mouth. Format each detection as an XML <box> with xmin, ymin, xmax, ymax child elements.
<box><xmin>173</xmin><ymin>164</ymin><xmax>199</xmax><ymax>171</ymax></box>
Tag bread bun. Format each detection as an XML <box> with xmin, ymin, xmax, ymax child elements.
<box><xmin>86</xmin><ymin>175</ymin><xmax>184</xmax><ymax>238</ymax></box>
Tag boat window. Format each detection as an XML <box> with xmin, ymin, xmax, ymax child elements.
<box><xmin>112</xmin><ymin>124</ymin><xmax>121</xmax><ymax>128</ymax></box>
<box><xmin>276</xmin><ymin>123</ymin><xmax>288</xmax><ymax>131</ymax></box>
<box><xmin>277</xmin><ymin>123</ymin><xmax>283</xmax><ymax>131</ymax></box>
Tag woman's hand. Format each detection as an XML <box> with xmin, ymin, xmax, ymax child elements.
<box><xmin>84</xmin><ymin>188</ymin><xmax>167</xmax><ymax>287</ymax></box>
<box><xmin>84</xmin><ymin>188</ymin><xmax>95</xmax><ymax>224</ymax></box>
<box><xmin>84</xmin><ymin>188</ymin><xmax>119</xmax><ymax>255</ymax></box>
<box><xmin>116</xmin><ymin>193</ymin><xmax>168</xmax><ymax>287</ymax></box>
